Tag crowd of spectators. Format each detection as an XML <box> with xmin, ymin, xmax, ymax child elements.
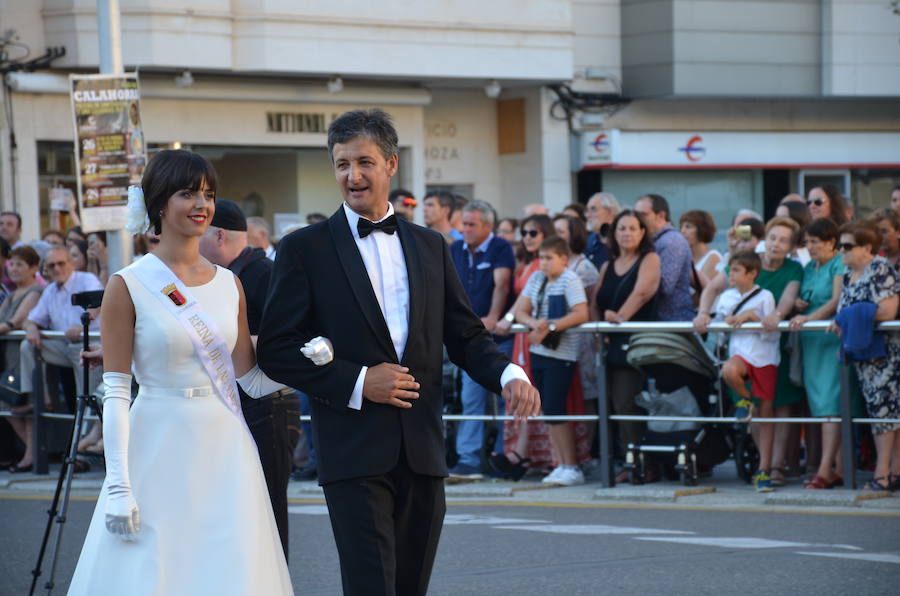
<box><xmin>2</xmin><ymin>182</ymin><xmax>899</xmax><ymax>494</ymax></box>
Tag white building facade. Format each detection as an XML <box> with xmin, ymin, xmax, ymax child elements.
<box><xmin>1</xmin><ymin>0</ymin><xmax>899</xmax><ymax>243</ymax></box>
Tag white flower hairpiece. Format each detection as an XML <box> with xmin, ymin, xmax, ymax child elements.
<box><xmin>125</xmin><ymin>185</ymin><xmax>150</xmax><ymax>235</ymax></box>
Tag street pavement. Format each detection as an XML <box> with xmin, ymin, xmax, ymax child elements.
<box><xmin>2</xmin><ymin>463</ymin><xmax>899</xmax><ymax>595</ymax></box>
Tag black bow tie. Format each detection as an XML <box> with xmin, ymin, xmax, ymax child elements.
<box><xmin>357</xmin><ymin>215</ymin><xmax>398</xmax><ymax>238</ymax></box>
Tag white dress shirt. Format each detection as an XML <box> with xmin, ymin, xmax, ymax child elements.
<box><xmin>342</xmin><ymin>203</ymin><xmax>528</xmax><ymax>410</ymax></box>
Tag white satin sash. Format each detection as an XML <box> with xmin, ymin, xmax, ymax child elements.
<box><xmin>131</xmin><ymin>254</ymin><xmax>242</xmax><ymax>420</ymax></box>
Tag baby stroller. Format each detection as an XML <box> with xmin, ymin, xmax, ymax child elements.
<box><xmin>623</xmin><ymin>332</ymin><xmax>756</xmax><ymax>485</ymax></box>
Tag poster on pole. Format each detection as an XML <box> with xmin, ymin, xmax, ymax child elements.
<box><xmin>70</xmin><ymin>73</ymin><xmax>147</xmax><ymax>233</ymax></box>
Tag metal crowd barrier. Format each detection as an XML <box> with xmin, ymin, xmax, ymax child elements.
<box><xmin>3</xmin><ymin>322</ymin><xmax>899</xmax><ymax>487</ymax></box>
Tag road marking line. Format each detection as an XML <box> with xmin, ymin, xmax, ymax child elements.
<box><xmin>637</xmin><ymin>537</ymin><xmax>861</xmax><ymax>550</ymax></box>
<box><xmin>287</xmin><ymin>505</ymin><xmax>329</xmax><ymax>515</ymax></box>
<box><xmin>796</xmin><ymin>551</ymin><xmax>900</xmax><ymax>564</ymax></box>
<box><xmin>443</xmin><ymin>514</ymin><xmax>548</xmax><ymax>525</ymax></box>
<box><xmin>494</xmin><ymin>524</ymin><xmax>695</xmax><ymax>535</ymax></box>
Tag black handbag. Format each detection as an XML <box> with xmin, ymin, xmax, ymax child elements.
<box><xmin>535</xmin><ymin>277</ymin><xmax>566</xmax><ymax>351</ymax></box>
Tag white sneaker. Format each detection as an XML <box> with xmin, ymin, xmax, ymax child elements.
<box><xmin>541</xmin><ymin>466</ymin><xmax>565</xmax><ymax>485</ymax></box>
<box><xmin>554</xmin><ymin>467</ymin><xmax>585</xmax><ymax>486</ymax></box>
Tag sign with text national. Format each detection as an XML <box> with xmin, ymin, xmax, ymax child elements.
<box><xmin>70</xmin><ymin>73</ymin><xmax>147</xmax><ymax>232</ymax></box>
<box><xmin>580</xmin><ymin>130</ymin><xmax>900</xmax><ymax>170</ymax></box>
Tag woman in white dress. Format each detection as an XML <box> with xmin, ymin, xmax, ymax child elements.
<box><xmin>68</xmin><ymin>150</ymin><xmax>293</xmax><ymax>595</ymax></box>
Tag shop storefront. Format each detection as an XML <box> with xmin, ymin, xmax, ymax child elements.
<box><xmin>578</xmin><ymin>129</ymin><xmax>900</xmax><ymax>247</ymax></box>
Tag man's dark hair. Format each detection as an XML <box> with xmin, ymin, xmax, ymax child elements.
<box><xmin>452</xmin><ymin>194</ymin><xmax>469</xmax><ymax>213</ymax></box>
<box><xmin>424</xmin><ymin>190</ymin><xmax>455</xmax><ymax>215</ymax></box>
<box><xmin>388</xmin><ymin>189</ymin><xmax>414</xmax><ymax>203</ymax></box>
<box><xmin>306</xmin><ymin>212</ymin><xmax>327</xmax><ymax>225</ymax></box>
<box><xmin>540</xmin><ymin>235</ymin><xmax>570</xmax><ymax>258</ymax></box>
<box><xmin>0</xmin><ymin>211</ymin><xmax>22</xmax><ymax>230</ymax></box>
<box><xmin>327</xmin><ymin>108</ymin><xmax>398</xmax><ymax>161</ymax></box>
<box><xmin>729</xmin><ymin>250</ymin><xmax>762</xmax><ymax>276</ymax></box>
<box><xmin>142</xmin><ymin>150</ymin><xmax>218</xmax><ymax>235</ymax></box>
<box><xmin>0</xmin><ymin>236</ymin><xmax>9</xmax><ymax>260</ymax></box>
<box><xmin>640</xmin><ymin>193</ymin><xmax>671</xmax><ymax>222</ymax></box>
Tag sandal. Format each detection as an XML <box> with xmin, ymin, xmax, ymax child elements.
<box><xmin>770</xmin><ymin>468</ymin><xmax>786</xmax><ymax>487</ymax></box>
<box><xmin>804</xmin><ymin>475</ymin><xmax>834</xmax><ymax>490</ymax></box>
<box><xmin>488</xmin><ymin>451</ymin><xmax>531</xmax><ymax>481</ymax></box>
<box><xmin>863</xmin><ymin>476</ymin><xmax>890</xmax><ymax>491</ymax></box>
<box><xmin>832</xmin><ymin>474</ymin><xmax>844</xmax><ymax>487</ymax></box>
<box><xmin>891</xmin><ymin>475</ymin><xmax>900</xmax><ymax>491</ymax></box>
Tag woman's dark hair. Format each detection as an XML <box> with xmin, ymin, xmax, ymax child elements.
<box><xmin>814</xmin><ymin>185</ymin><xmax>850</xmax><ymax>226</ymax></box>
<box><xmin>804</xmin><ymin>217</ymin><xmax>839</xmax><ymax>247</ymax></box>
<box><xmin>0</xmin><ymin>236</ymin><xmax>9</xmax><ymax>260</ymax></box>
<box><xmin>608</xmin><ymin>209</ymin><xmax>655</xmax><ymax>258</ymax></box>
<box><xmin>839</xmin><ymin>221</ymin><xmax>881</xmax><ymax>256</ymax></box>
<box><xmin>327</xmin><ymin>108</ymin><xmax>398</xmax><ymax>161</ymax></box>
<box><xmin>553</xmin><ymin>214</ymin><xmax>588</xmax><ymax>254</ymax></box>
<box><xmin>735</xmin><ymin>216</ymin><xmax>766</xmax><ymax>240</ymax></box>
<box><xmin>498</xmin><ymin>217</ymin><xmax>519</xmax><ymax>233</ymax></box>
<box><xmin>10</xmin><ymin>245</ymin><xmax>40</xmax><ymax>268</ymax></box>
<box><xmin>679</xmin><ymin>209</ymin><xmax>716</xmax><ymax>244</ymax></box>
<box><xmin>88</xmin><ymin>231</ymin><xmax>108</xmax><ymax>245</ymax></box>
<box><xmin>141</xmin><ymin>150</ymin><xmax>218</xmax><ymax>235</ymax></box>
<box><xmin>517</xmin><ymin>214</ymin><xmax>554</xmax><ymax>264</ymax></box>
<box><xmin>871</xmin><ymin>207</ymin><xmax>900</xmax><ymax>232</ymax></box>
<box><xmin>66</xmin><ymin>226</ymin><xmax>86</xmax><ymax>243</ymax></box>
<box><xmin>70</xmin><ymin>240</ymin><xmax>88</xmax><ymax>269</ymax></box>
<box><xmin>562</xmin><ymin>203</ymin><xmax>587</xmax><ymax>222</ymax></box>
<box><xmin>779</xmin><ymin>200</ymin><xmax>811</xmax><ymax>231</ymax></box>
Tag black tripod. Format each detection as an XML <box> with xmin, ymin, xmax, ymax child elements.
<box><xmin>29</xmin><ymin>290</ymin><xmax>104</xmax><ymax>595</ymax></box>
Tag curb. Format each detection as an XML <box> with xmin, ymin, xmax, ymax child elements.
<box><xmin>593</xmin><ymin>486</ymin><xmax>716</xmax><ymax>503</ymax></box>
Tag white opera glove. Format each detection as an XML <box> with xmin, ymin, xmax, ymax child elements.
<box><xmin>300</xmin><ymin>336</ymin><xmax>334</xmax><ymax>366</ymax></box>
<box><xmin>101</xmin><ymin>372</ymin><xmax>140</xmax><ymax>542</ymax></box>
<box><xmin>237</xmin><ymin>365</ymin><xmax>287</xmax><ymax>398</ymax></box>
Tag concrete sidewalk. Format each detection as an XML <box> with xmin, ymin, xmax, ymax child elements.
<box><xmin>3</xmin><ymin>462</ymin><xmax>898</xmax><ymax>513</ymax></box>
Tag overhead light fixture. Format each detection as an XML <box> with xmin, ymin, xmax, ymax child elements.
<box><xmin>174</xmin><ymin>70</ymin><xmax>194</xmax><ymax>88</ymax></box>
<box><xmin>326</xmin><ymin>76</ymin><xmax>343</xmax><ymax>94</ymax></box>
<box><xmin>484</xmin><ymin>79</ymin><xmax>502</xmax><ymax>99</ymax></box>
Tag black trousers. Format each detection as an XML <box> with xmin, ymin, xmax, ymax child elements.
<box><xmin>241</xmin><ymin>389</ymin><xmax>301</xmax><ymax>557</ymax></box>
<box><xmin>322</xmin><ymin>450</ymin><xmax>446</xmax><ymax>596</ymax></box>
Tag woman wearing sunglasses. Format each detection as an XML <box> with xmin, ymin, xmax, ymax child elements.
<box><xmin>806</xmin><ymin>186</ymin><xmax>850</xmax><ymax>226</ymax></box>
<box><xmin>493</xmin><ymin>214</ymin><xmax>556</xmax><ymax>478</ymax></box>
<box><xmin>832</xmin><ymin>222</ymin><xmax>900</xmax><ymax>491</ymax></box>
<box><xmin>789</xmin><ymin>218</ymin><xmax>847</xmax><ymax>488</ymax></box>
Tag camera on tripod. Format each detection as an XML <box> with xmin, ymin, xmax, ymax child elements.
<box><xmin>71</xmin><ymin>290</ymin><xmax>103</xmax><ymax>310</ymax></box>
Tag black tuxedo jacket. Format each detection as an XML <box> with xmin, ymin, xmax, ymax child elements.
<box><xmin>257</xmin><ymin>206</ymin><xmax>510</xmax><ymax>485</ymax></box>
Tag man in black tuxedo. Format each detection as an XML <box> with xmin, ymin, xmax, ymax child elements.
<box><xmin>257</xmin><ymin>109</ymin><xmax>540</xmax><ymax>596</ymax></box>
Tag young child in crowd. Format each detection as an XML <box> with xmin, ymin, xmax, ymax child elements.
<box><xmin>715</xmin><ymin>251</ymin><xmax>781</xmax><ymax>492</ymax></box>
<box><xmin>515</xmin><ymin>236</ymin><xmax>588</xmax><ymax>486</ymax></box>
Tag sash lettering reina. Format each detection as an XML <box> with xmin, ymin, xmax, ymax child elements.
<box><xmin>187</xmin><ymin>313</ymin><xmax>236</xmax><ymax>403</ymax></box>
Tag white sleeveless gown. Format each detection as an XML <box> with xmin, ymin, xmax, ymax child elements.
<box><xmin>68</xmin><ymin>264</ymin><xmax>293</xmax><ymax>595</ymax></box>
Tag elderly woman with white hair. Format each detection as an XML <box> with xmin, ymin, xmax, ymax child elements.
<box><xmin>584</xmin><ymin>192</ymin><xmax>621</xmax><ymax>270</ymax></box>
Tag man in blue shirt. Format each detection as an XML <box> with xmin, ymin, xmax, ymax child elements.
<box><xmin>635</xmin><ymin>193</ymin><xmax>695</xmax><ymax>321</ymax></box>
<box><xmin>449</xmin><ymin>201</ymin><xmax>515</xmax><ymax>478</ymax></box>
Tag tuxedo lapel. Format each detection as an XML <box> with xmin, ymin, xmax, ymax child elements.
<box><xmin>327</xmin><ymin>207</ymin><xmax>397</xmax><ymax>360</ymax></box>
<box><xmin>396</xmin><ymin>220</ymin><xmax>425</xmax><ymax>365</ymax></box>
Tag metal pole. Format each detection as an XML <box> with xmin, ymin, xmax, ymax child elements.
<box><xmin>595</xmin><ymin>333</ymin><xmax>614</xmax><ymax>487</ymax></box>
<box><xmin>97</xmin><ymin>0</ymin><xmax>132</xmax><ymax>272</ymax></box>
<box><xmin>839</xmin><ymin>363</ymin><xmax>857</xmax><ymax>489</ymax></box>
